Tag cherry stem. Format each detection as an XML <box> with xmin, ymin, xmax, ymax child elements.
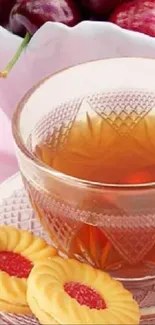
<box><xmin>0</xmin><ymin>32</ymin><xmax>31</xmax><ymax>78</ymax></box>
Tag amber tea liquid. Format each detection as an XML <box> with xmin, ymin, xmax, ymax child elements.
<box><xmin>25</xmin><ymin>106</ymin><xmax>155</xmax><ymax>279</ymax></box>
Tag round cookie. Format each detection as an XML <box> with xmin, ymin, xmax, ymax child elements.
<box><xmin>27</xmin><ymin>256</ymin><xmax>140</xmax><ymax>324</ymax></box>
<box><xmin>27</xmin><ymin>294</ymin><xmax>57</xmax><ymax>324</ymax></box>
<box><xmin>0</xmin><ymin>225</ymin><xmax>57</xmax><ymax>314</ymax></box>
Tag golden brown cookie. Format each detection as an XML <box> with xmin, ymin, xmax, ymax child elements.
<box><xmin>27</xmin><ymin>256</ymin><xmax>140</xmax><ymax>324</ymax></box>
<box><xmin>0</xmin><ymin>225</ymin><xmax>57</xmax><ymax>314</ymax></box>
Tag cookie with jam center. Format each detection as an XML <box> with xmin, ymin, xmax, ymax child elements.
<box><xmin>0</xmin><ymin>225</ymin><xmax>57</xmax><ymax>314</ymax></box>
<box><xmin>27</xmin><ymin>256</ymin><xmax>140</xmax><ymax>324</ymax></box>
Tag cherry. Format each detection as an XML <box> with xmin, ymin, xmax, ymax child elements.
<box><xmin>9</xmin><ymin>0</ymin><xmax>82</xmax><ymax>35</ymax></box>
<box><xmin>77</xmin><ymin>0</ymin><xmax>125</xmax><ymax>18</ymax></box>
<box><xmin>0</xmin><ymin>0</ymin><xmax>82</xmax><ymax>78</ymax></box>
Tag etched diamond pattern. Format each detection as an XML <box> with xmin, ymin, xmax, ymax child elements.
<box><xmin>24</xmin><ymin>179</ymin><xmax>155</xmax><ymax>266</ymax></box>
<box><xmin>32</xmin><ymin>98</ymin><xmax>83</xmax><ymax>149</ymax></box>
<box><xmin>0</xmin><ymin>188</ymin><xmax>49</xmax><ymax>242</ymax></box>
<box><xmin>100</xmin><ymin>214</ymin><xmax>155</xmax><ymax>264</ymax></box>
<box><xmin>87</xmin><ymin>90</ymin><xmax>155</xmax><ymax>135</ymax></box>
<box><xmin>25</xmin><ymin>182</ymin><xmax>82</xmax><ymax>250</ymax></box>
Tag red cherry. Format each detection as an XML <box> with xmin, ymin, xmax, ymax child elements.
<box><xmin>0</xmin><ymin>0</ymin><xmax>82</xmax><ymax>78</ymax></box>
<box><xmin>109</xmin><ymin>0</ymin><xmax>155</xmax><ymax>37</ymax></box>
<box><xmin>10</xmin><ymin>0</ymin><xmax>82</xmax><ymax>35</ymax></box>
<box><xmin>77</xmin><ymin>0</ymin><xmax>125</xmax><ymax>17</ymax></box>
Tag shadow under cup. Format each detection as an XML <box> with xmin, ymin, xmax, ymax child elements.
<box><xmin>12</xmin><ymin>58</ymin><xmax>155</xmax><ymax>309</ymax></box>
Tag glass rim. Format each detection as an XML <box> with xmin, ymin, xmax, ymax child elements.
<box><xmin>12</xmin><ymin>57</ymin><xmax>155</xmax><ymax>190</ymax></box>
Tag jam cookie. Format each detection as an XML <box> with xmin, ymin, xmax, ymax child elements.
<box><xmin>27</xmin><ymin>256</ymin><xmax>140</xmax><ymax>324</ymax></box>
<box><xmin>0</xmin><ymin>225</ymin><xmax>57</xmax><ymax>314</ymax></box>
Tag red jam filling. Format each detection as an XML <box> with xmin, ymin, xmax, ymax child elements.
<box><xmin>64</xmin><ymin>281</ymin><xmax>106</xmax><ymax>310</ymax></box>
<box><xmin>0</xmin><ymin>251</ymin><xmax>33</xmax><ymax>278</ymax></box>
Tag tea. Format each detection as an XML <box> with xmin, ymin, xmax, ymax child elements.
<box><xmin>24</xmin><ymin>100</ymin><xmax>155</xmax><ymax>279</ymax></box>
<box><xmin>35</xmin><ymin>102</ymin><xmax>155</xmax><ymax>185</ymax></box>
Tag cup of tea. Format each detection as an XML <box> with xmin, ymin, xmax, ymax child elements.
<box><xmin>12</xmin><ymin>57</ymin><xmax>155</xmax><ymax>318</ymax></box>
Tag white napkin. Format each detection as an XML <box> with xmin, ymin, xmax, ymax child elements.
<box><xmin>0</xmin><ymin>21</ymin><xmax>155</xmax><ymax>183</ymax></box>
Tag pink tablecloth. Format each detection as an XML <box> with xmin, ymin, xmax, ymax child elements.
<box><xmin>0</xmin><ymin>110</ymin><xmax>18</xmax><ymax>183</ymax></box>
<box><xmin>1</xmin><ymin>22</ymin><xmax>155</xmax><ymax>184</ymax></box>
